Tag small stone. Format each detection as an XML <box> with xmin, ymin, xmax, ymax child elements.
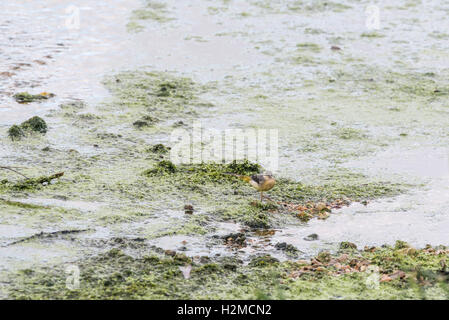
<box><xmin>133</xmin><ymin>120</ymin><xmax>150</xmax><ymax>128</ymax></box>
<box><xmin>53</xmin><ymin>195</ymin><xmax>68</xmax><ymax>201</ymax></box>
<box><xmin>200</xmin><ymin>256</ymin><xmax>211</xmax><ymax>263</ymax></box>
<box><xmin>349</xmin><ymin>259</ymin><xmax>359</xmax><ymax>267</ymax></box>
<box><xmin>340</xmin><ymin>241</ymin><xmax>357</xmax><ymax>250</ymax></box>
<box><xmin>275</xmin><ymin>242</ymin><xmax>287</xmax><ymax>250</ymax></box>
<box><xmin>395</xmin><ymin>240</ymin><xmax>411</xmax><ymax>249</ymax></box>
<box><xmin>318</xmin><ymin>211</ymin><xmax>330</xmax><ymax>220</ymax></box>
<box><xmin>184</xmin><ymin>204</ymin><xmax>194</xmax><ymax>214</ymax></box>
<box><xmin>173</xmin><ymin>120</ymin><xmax>185</xmax><ymax>127</ymax></box>
<box><xmin>315</xmin><ymin>202</ymin><xmax>327</xmax><ymax>211</ymax></box>
<box><xmin>275</xmin><ymin>242</ymin><xmax>298</xmax><ymax>255</ymax></box>
<box><xmin>380</xmin><ymin>274</ymin><xmax>392</xmax><ymax>283</ymax></box>
<box><xmin>364</xmin><ymin>246</ymin><xmax>377</xmax><ymax>252</ymax></box>
<box><xmin>223</xmin><ymin>233</ymin><xmax>246</xmax><ymax>247</ymax></box>
<box><xmin>297</xmin><ymin>211</ymin><xmax>313</xmax><ymax>221</ymax></box>
<box><xmin>304</xmin><ymin>233</ymin><xmax>319</xmax><ymax>241</ymax></box>
<box><xmin>164</xmin><ymin>250</ymin><xmax>176</xmax><ymax>257</ymax></box>
<box><xmin>149</xmin><ymin>144</ymin><xmax>170</xmax><ymax>154</ymax></box>
<box><xmin>316</xmin><ymin>251</ymin><xmax>331</xmax><ymax>263</ymax></box>
<box><xmin>390</xmin><ymin>270</ymin><xmax>406</xmax><ymax>280</ymax></box>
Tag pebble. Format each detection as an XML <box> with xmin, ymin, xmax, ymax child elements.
<box><xmin>304</xmin><ymin>233</ymin><xmax>319</xmax><ymax>241</ymax></box>
<box><xmin>184</xmin><ymin>204</ymin><xmax>194</xmax><ymax>214</ymax></box>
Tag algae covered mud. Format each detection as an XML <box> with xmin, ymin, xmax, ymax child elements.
<box><xmin>0</xmin><ymin>0</ymin><xmax>449</xmax><ymax>299</ymax></box>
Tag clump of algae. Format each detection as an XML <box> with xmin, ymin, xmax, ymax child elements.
<box><xmin>0</xmin><ymin>172</ymin><xmax>64</xmax><ymax>192</ymax></box>
<box><xmin>7</xmin><ymin>242</ymin><xmax>449</xmax><ymax>300</ymax></box>
<box><xmin>127</xmin><ymin>1</ymin><xmax>174</xmax><ymax>33</ymax></box>
<box><xmin>102</xmin><ymin>70</ymin><xmax>212</xmax><ymax>128</ymax></box>
<box><xmin>7</xmin><ymin>116</ymin><xmax>48</xmax><ymax>140</ymax></box>
<box><xmin>13</xmin><ymin>92</ymin><xmax>55</xmax><ymax>104</ymax></box>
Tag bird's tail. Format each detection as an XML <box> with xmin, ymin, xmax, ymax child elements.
<box><xmin>223</xmin><ymin>172</ymin><xmax>251</xmax><ymax>182</ymax></box>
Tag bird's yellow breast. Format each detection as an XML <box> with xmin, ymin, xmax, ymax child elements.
<box><xmin>250</xmin><ymin>176</ymin><xmax>276</xmax><ymax>191</ymax></box>
<box><xmin>259</xmin><ymin>178</ymin><xmax>276</xmax><ymax>191</ymax></box>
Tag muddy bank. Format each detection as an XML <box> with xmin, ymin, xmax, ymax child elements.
<box><xmin>1</xmin><ymin>0</ymin><xmax>449</xmax><ymax>299</ymax></box>
<box><xmin>0</xmin><ymin>68</ymin><xmax>427</xmax><ymax>299</ymax></box>
<box><xmin>7</xmin><ymin>240</ymin><xmax>449</xmax><ymax>299</ymax></box>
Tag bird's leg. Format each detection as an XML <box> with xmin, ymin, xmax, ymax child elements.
<box><xmin>261</xmin><ymin>193</ymin><xmax>274</xmax><ymax>202</ymax></box>
<box><xmin>260</xmin><ymin>191</ymin><xmax>263</xmax><ymax>202</ymax></box>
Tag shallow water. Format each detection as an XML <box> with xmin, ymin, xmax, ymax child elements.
<box><xmin>1</xmin><ymin>0</ymin><xmax>449</xmax><ymax>280</ymax></box>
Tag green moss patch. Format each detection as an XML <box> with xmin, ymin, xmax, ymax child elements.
<box><xmin>7</xmin><ymin>242</ymin><xmax>449</xmax><ymax>299</ymax></box>
<box><xmin>253</xmin><ymin>0</ymin><xmax>351</xmax><ymax>14</ymax></box>
<box><xmin>139</xmin><ymin>159</ymin><xmax>406</xmax><ymax>227</ymax></box>
<box><xmin>360</xmin><ymin>32</ymin><xmax>385</xmax><ymax>38</ymax></box>
<box><xmin>7</xmin><ymin>116</ymin><xmax>48</xmax><ymax>140</ymax></box>
<box><xmin>143</xmin><ymin>160</ymin><xmax>177</xmax><ymax>176</ymax></box>
<box><xmin>0</xmin><ymin>172</ymin><xmax>64</xmax><ymax>192</ymax></box>
<box><xmin>296</xmin><ymin>43</ymin><xmax>321</xmax><ymax>53</ymax></box>
<box><xmin>334</xmin><ymin>127</ymin><xmax>368</xmax><ymax>140</ymax></box>
<box><xmin>0</xmin><ymin>198</ymin><xmax>47</xmax><ymax>209</ymax></box>
<box><xmin>7</xmin><ymin>125</ymin><xmax>25</xmax><ymax>140</ymax></box>
<box><xmin>143</xmin><ymin>160</ymin><xmax>260</xmax><ymax>181</ymax></box>
<box><xmin>147</xmin><ymin>144</ymin><xmax>171</xmax><ymax>154</ymax></box>
<box><xmin>103</xmin><ymin>71</ymin><xmax>211</xmax><ymax>127</ymax></box>
<box><xmin>126</xmin><ymin>1</ymin><xmax>174</xmax><ymax>33</ymax></box>
<box><xmin>13</xmin><ymin>92</ymin><xmax>55</xmax><ymax>104</ymax></box>
<box><xmin>20</xmin><ymin>116</ymin><xmax>48</xmax><ymax>134</ymax></box>
<box><xmin>272</xmin><ymin>178</ymin><xmax>405</xmax><ymax>203</ymax></box>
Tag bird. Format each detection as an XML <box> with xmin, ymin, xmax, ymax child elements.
<box><xmin>226</xmin><ymin>171</ymin><xmax>276</xmax><ymax>201</ymax></box>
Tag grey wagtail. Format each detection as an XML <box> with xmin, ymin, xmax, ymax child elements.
<box><xmin>226</xmin><ymin>172</ymin><xmax>276</xmax><ymax>201</ymax></box>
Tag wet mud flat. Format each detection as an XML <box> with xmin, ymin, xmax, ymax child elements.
<box><xmin>1</xmin><ymin>0</ymin><xmax>449</xmax><ymax>299</ymax></box>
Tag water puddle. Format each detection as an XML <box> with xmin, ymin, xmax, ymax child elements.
<box><xmin>16</xmin><ymin>197</ymin><xmax>105</xmax><ymax>213</ymax></box>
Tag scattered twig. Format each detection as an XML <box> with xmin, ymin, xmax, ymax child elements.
<box><xmin>0</xmin><ymin>166</ymin><xmax>29</xmax><ymax>179</ymax></box>
<box><xmin>3</xmin><ymin>228</ymin><xmax>92</xmax><ymax>247</ymax></box>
